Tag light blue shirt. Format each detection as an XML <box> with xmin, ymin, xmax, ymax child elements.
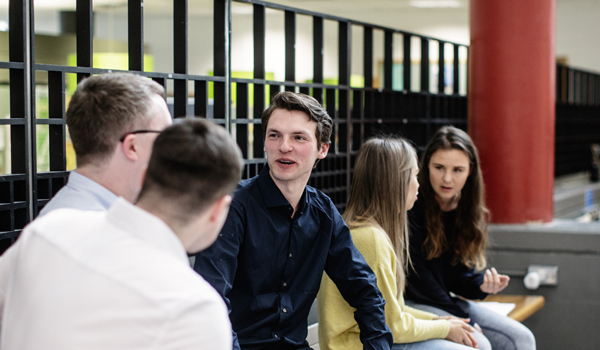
<box><xmin>38</xmin><ymin>171</ymin><xmax>118</xmax><ymax>217</ymax></box>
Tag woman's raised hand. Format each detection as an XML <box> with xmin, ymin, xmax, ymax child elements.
<box><xmin>480</xmin><ymin>267</ymin><xmax>510</xmax><ymax>294</ymax></box>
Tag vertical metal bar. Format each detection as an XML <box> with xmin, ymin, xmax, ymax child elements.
<box><xmin>9</xmin><ymin>0</ymin><xmax>27</xmax><ymax>175</ymax></box>
<box><xmin>421</xmin><ymin>37</ymin><xmax>429</xmax><ymax>92</ymax></box>
<box><xmin>236</xmin><ymin>83</ymin><xmax>249</xmax><ymax>159</ymax></box>
<box><xmin>363</xmin><ymin>26</ymin><xmax>373</xmax><ymax>88</ymax></box>
<box><xmin>339</xmin><ymin>21</ymin><xmax>351</xmax><ymax>197</ymax></box>
<box><xmin>582</xmin><ymin>72</ymin><xmax>588</xmax><ymax>105</ymax></box>
<box><xmin>339</xmin><ymin>21</ymin><xmax>350</xmax><ymax>87</ymax></box>
<box><xmin>253</xmin><ymin>84</ymin><xmax>264</xmax><ymax>158</ymax></box>
<box><xmin>403</xmin><ymin>33</ymin><xmax>411</xmax><ymax>92</ymax></box>
<box><xmin>453</xmin><ymin>44</ymin><xmax>460</xmax><ymax>94</ymax></box>
<box><xmin>152</xmin><ymin>77</ymin><xmax>167</xmax><ymax>99</ymax></box>
<box><xmin>464</xmin><ymin>47</ymin><xmax>469</xmax><ymax>95</ymax></box>
<box><xmin>48</xmin><ymin>71</ymin><xmax>66</xmax><ymax>172</ymax></box>
<box><xmin>76</xmin><ymin>0</ymin><xmax>93</xmax><ymax>82</ymax></box>
<box><xmin>384</xmin><ymin>30</ymin><xmax>393</xmax><ymax>90</ymax></box>
<box><xmin>213</xmin><ymin>0</ymin><xmax>230</xmax><ymax>126</ymax></box>
<box><xmin>352</xmin><ymin>90</ymin><xmax>363</xmax><ymax>148</ymax></box>
<box><xmin>597</xmin><ymin>76</ymin><xmax>600</xmax><ymax>106</ymax></box>
<box><xmin>128</xmin><ymin>0</ymin><xmax>144</xmax><ymax>71</ymax></box>
<box><xmin>9</xmin><ymin>0</ymin><xmax>33</xmax><ymax>223</ymax></box>
<box><xmin>588</xmin><ymin>74</ymin><xmax>594</xmax><ymax>106</ymax></box>
<box><xmin>253</xmin><ymin>4</ymin><xmax>266</xmax><ymax>158</ymax></box>
<box><xmin>174</xmin><ymin>79</ymin><xmax>188</xmax><ymax>118</ymax></box>
<box><xmin>173</xmin><ymin>0</ymin><xmax>188</xmax><ymax>118</ymax></box>
<box><xmin>253</xmin><ymin>4</ymin><xmax>265</xmax><ymax>80</ymax></box>
<box><xmin>269</xmin><ymin>84</ymin><xmax>281</xmax><ymax>99</ymax></box>
<box><xmin>438</xmin><ymin>41</ymin><xmax>445</xmax><ymax>94</ymax></box>
<box><xmin>285</xmin><ymin>10</ymin><xmax>296</xmax><ymax>90</ymax></box>
<box><xmin>174</xmin><ymin>0</ymin><xmax>187</xmax><ymax>74</ymax></box>
<box><xmin>194</xmin><ymin>80</ymin><xmax>208</xmax><ymax>118</ymax></box>
<box><xmin>555</xmin><ymin>64</ymin><xmax>562</xmax><ymax>103</ymax></box>
<box><xmin>313</xmin><ymin>16</ymin><xmax>324</xmax><ymax>102</ymax></box>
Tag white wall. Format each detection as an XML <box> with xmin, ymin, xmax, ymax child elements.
<box><xmin>556</xmin><ymin>0</ymin><xmax>600</xmax><ymax>72</ymax></box>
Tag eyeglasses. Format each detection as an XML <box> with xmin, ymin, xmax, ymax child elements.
<box><xmin>119</xmin><ymin>130</ymin><xmax>162</xmax><ymax>142</ymax></box>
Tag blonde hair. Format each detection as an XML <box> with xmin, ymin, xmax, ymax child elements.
<box><xmin>343</xmin><ymin>137</ymin><xmax>417</xmax><ymax>296</ymax></box>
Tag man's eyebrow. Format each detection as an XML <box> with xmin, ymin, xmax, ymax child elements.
<box><xmin>266</xmin><ymin>128</ymin><xmax>311</xmax><ymax>136</ymax></box>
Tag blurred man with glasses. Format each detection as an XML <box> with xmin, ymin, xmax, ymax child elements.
<box><xmin>39</xmin><ymin>72</ymin><xmax>172</xmax><ymax>216</ymax></box>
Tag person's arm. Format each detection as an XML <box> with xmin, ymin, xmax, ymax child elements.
<box><xmin>448</xmin><ymin>263</ymin><xmax>488</xmax><ymax>300</ymax></box>
<box><xmin>406</xmin><ymin>211</ymin><xmax>468</xmax><ymax>318</ymax></box>
<box><xmin>324</xmin><ymin>211</ymin><xmax>393</xmax><ymax>350</ymax></box>
<box><xmin>193</xmin><ymin>200</ymin><xmax>244</xmax><ymax>350</ymax></box>
<box><xmin>367</xmin><ymin>230</ymin><xmax>449</xmax><ymax>343</ymax></box>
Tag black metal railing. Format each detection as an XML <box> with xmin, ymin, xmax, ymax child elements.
<box><xmin>0</xmin><ymin>0</ymin><xmax>468</xmax><ymax>252</ymax></box>
<box><xmin>555</xmin><ymin>64</ymin><xmax>600</xmax><ymax>177</ymax></box>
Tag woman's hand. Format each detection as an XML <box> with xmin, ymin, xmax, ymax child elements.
<box><xmin>480</xmin><ymin>267</ymin><xmax>510</xmax><ymax>294</ymax></box>
<box><xmin>444</xmin><ymin>318</ymin><xmax>479</xmax><ymax>348</ymax></box>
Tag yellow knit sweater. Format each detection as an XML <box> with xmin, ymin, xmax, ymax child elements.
<box><xmin>317</xmin><ymin>225</ymin><xmax>450</xmax><ymax>350</ymax></box>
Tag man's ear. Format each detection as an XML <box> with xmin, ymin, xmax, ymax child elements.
<box><xmin>120</xmin><ymin>135</ymin><xmax>139</xmax><ymax>161</ymax></box>
<box><xmin>209</xmin><ymin>195</ymin><xmax>233</xmax><ymax>224</ymax></box>
<box><xmin>318</xmin><ymin>142</ymin><xmax>330</xmax><ymax>159</ymax></box>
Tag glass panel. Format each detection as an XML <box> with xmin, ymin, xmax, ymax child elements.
<box><xmin>34</xmin><ymin>1</ymin><xmax>77</xmax><ymax>66</ymax></box>
<box><xmin>0</xmin><ymin>124</ymin><xmax>10</xmax><ymax>175</ymax></box>
<box><xmin>322</xmin><ymin>19</ymin><xmax>338</xmax><ymax>85</ymax></box>
<box><xmin>410</xmin><ymin>36</ymin><xmax>421</xmax><ymax>92</ymax></box>
<box><xmin>189</xmin><ymin>0</ymin><xmax>214</xmax><ymax>76</ymax></box>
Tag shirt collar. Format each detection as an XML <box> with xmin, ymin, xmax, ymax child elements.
<box><xmin>257</xmin><ymin>166</ymin><xmax>309</xmax><ymax>213</ymax></box>
<box><xmin>69</xmin><ymin>171</ymin><xmax>118</xmax><ymax>209</ymax></box>
<box><xmin>106</xmin><ymin>198</ymin><xmax>189</xmax><ymax>264</ymax></box>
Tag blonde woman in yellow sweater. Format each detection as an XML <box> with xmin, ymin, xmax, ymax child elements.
<box><xmin>318</xmin><ymin>137</ymin><xmax>479</xmax><ymax>350</ymax></box>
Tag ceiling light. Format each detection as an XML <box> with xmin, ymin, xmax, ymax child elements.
<box><xmin>410</xmin><ymin>0</ymin><xmax>462</xmax><ymax>9</ymax></box>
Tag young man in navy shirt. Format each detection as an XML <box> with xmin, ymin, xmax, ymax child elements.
<box><xmin>194</xmin><ymin>91</ymin><xmax>392</xmax><ymax>350</ymax></box>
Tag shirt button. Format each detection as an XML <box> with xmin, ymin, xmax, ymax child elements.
<box><xmin>283</xmin><ymin>308</ymin><xmax>287</xmax><ymax>313</ymax></box>
<box><xmin>282</xmin><ymin>282</ymin><xmax>287</xmax><ymax>287</ymax></box>
<box><xmin>274</xmin><ymin>334</ymin><xmax>279</xmax><ymax>338</ymax></box>
<box><xmin>289</xmin><ymin>253</ymin><xmax>293</xmax><ymax>258</ymax></box>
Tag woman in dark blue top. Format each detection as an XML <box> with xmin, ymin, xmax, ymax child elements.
<box><xmin>405</xmin><ymin>126</ymin><xmax>536</xmax><ymax>350</ymax></box>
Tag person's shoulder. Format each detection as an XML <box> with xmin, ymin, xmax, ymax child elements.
<box><xmin>40</xmin><ymin>188</ymin><xmax>108</xmax><ymax>216</ymax></box>
<box><xmin>351</xmin><ymin>225</ymin><xmax>392</xmax><ymax>249</ymax></box>
<box><xmin>230</xmin><ymin>175</ymin><xmax>260</xmax><ymax>204</ymax></box>
<box><xmin>31</xmin><ymin>208</ymin><xmax>105</xmax><ymax>236</ymax></box>
<box><xmin>306</xmin><ymin>185</ymin><xmax>336</xmax><ymax>212</ymax></box>
<box><xmin>128</xmin><ymin>253</ymin><xmax>223</xmax><ymax>307</ymax></box>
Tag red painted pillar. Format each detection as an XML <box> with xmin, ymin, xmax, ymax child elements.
<box><xmin>469</xmin><ymin>0</ymin><xmax>556</xmax><ymax>223</ymax></box>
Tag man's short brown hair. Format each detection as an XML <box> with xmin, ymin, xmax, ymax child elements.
<box><xmin>66</xmin><ymin>73</ymin><xmax>165</xmax><ymax>167</ymax></box>
<box><xmin>261</xmin><ymin>92</ymin><xmax>333</xmax><ymax>149</ymax></box>
<box><xmin>138</xmin><ymin>119</ymin><xmax>243</xmax><ymax>220</ymax></box>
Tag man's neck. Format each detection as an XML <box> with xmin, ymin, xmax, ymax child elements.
<box><xmin>76</xmin><ymin>165</ymin><xmax>133</xmax><ymax>202</ymax></box>
<box><xmin>271</xmin><ymin>174</ymin><xmax>308</xmax><ymax>217</ymax></box>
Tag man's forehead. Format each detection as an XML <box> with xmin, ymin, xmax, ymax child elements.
<box><xmin>267</xmin><ymin>108</ymin><xmax>316</xmax><ymax>128</ymax></box>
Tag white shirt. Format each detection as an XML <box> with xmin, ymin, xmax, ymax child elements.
<box><xmin>38</xmin><ymin>171</ymin><xmax>118</xmax><ymax>216</ymax></box>
<box><xmin>0</xmin><ymin>198</ymin><xmax>232</xmax><ymax>350</ymax></box>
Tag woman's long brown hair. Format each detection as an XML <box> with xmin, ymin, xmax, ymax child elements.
<box><xmin>343</xmin><ymin>137</ymin><xmax>417</xmax><ymax>296</ymax></box>
<box><xmin>418</xmin><ymin>126</ymin><xmax>489</xmax><ymax>270</ymax></box>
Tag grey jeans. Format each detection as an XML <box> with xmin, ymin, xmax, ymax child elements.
<box><xmin>405</xmin><ymin>299</ymin><xmax>536</xmax><ymax>350</ymax></box>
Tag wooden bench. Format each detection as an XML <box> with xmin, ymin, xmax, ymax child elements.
<box><xmin>307</xmin><ymin>323</ymin><xmax>320</xmax><ymax>350</ymax></box>
<box><xmin>481</xmin><ymin>294</ymin><xmax>545</xmax><ymax>322</ymax></box>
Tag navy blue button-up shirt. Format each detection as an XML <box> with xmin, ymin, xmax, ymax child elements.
<box><xmin>194</xmin><ymin>166</ymin><xmax>392</xmax><ymax>350</ymax></box>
